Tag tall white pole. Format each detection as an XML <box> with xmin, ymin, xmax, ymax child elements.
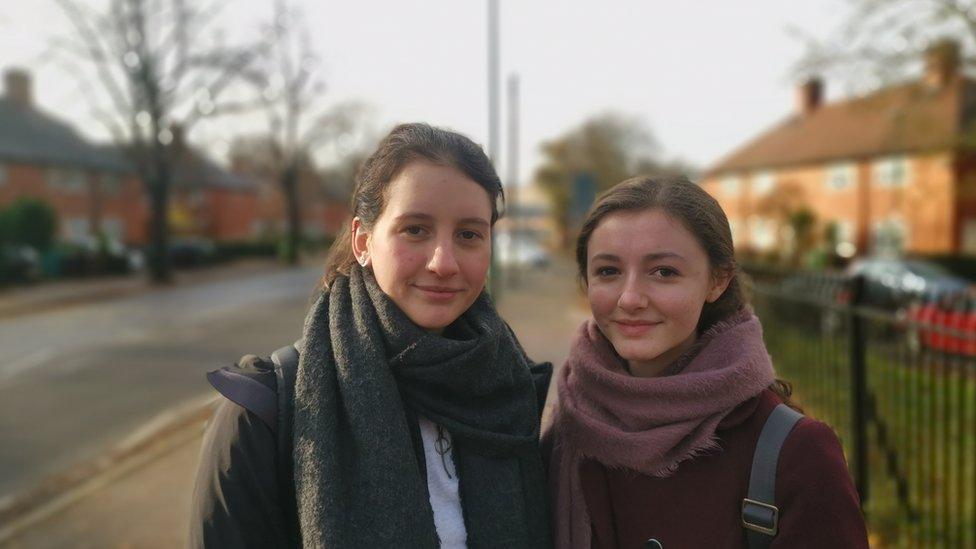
<box><xmin>506</xmin><ymin>72</ymin><xmax>520</xmax><ymax>287</ymax></box>
<box><xmin>487</xmin><ymin>0</ymin><xmax>501</xmax><ymax>299</ymax></box>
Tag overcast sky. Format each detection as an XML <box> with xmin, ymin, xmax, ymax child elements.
<box><xmin>0</xmin><ymin>0</ymin><xmax>849</xmax><ymax>182</ymax></box>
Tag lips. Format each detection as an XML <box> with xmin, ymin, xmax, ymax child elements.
<box><xmin>413</xmin><ymin>284</ymin><xmax>464</xmax><ymax>301</ymax></box>
<box><xmin>612</xmin><ymin>319</ymin><xmax>660</xmax><ymax>337</ymax></box>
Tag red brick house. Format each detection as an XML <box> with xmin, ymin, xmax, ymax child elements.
<box><xmin>228</xmin><ymin>137</ymin><xmax>349</xmax><ymax>242</ymax></box>
<box><xmin>0</xmin><ymin>69</ymin><xmax>145</xmax><ymax>246</ymax></box>
<box><xmin>700</xmin><ymin>40</ymin><xmax>976</xmax><ymax>258</ymax></box>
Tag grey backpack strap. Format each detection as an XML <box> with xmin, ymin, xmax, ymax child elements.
<box><xmin>270</xmin><ymin>339</ymin><xmax>302</xmax><ymax>547</ymax></box>
<box><xmin>743</xmin><ymin>403</ymin><xmax>804</xmax><ymax>549</ymax></box>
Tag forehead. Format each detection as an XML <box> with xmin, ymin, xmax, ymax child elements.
<box><xmin>381</xmin><ymin>160</ymin><xmax>492</xmax><ymax>219</ymax></box>
<box><xmin>588</xmin><ymin>208</ymin><xmax>706</xmax><ymax>261</ymax></box>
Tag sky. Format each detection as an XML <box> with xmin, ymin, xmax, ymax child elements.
<box><xmin>0</xmin><ymin>0</ymin><xmax>850</xmax><ymax>183</ymax></box>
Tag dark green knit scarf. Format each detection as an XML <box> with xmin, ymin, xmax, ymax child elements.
<box><xmin>292</xmin><ymin>265</ymin><xmax>550</xmax><ymax>548</ymax></box>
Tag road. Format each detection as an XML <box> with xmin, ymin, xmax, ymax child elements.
<box><xmin>0</xmin><ymin>265</ymin><xmax>324</xmax><ymax>499</ymax></box>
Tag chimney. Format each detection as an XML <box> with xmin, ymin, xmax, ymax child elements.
<box><xmin>796</xmin><ymin>78</ymin><xmax>823</xmax><ymax>116</ymax></box>
<box><xmin>3</xmin><ymin>69</ymin><xmax>32</xmax><ymax>106</ymax></box>
<box><xmin>924</xmin><ymin>39</ymin><xmax>960</xmax><ymax>89</ymax></box>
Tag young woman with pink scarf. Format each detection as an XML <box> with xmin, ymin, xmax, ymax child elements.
<box><xmin>543</xmin><ymin>176</ymin><xmax>869</xmax><ymax>548</ymax></box>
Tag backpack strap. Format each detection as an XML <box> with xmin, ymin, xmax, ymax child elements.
<box><xmin>270</xmin><ymin>339</ymin><xmax>303</xmax><ymax>547</ymax></box>
<box><xmin>206</xmin><ymin>362</ymin><xmax>278</xmax><ymax>431</ymax></box>
<box><xmin>742</xmin><ymin>403</ymin><xmax>804</xmax><ymax>549</ymax></box>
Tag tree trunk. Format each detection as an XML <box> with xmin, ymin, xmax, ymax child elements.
<box><xmin>281</xmin><ymin>164</ymin><xmax>303</xmax><ymax>266</ymax></box>
<box><xmin>146</xmin><ymin>148</ymin><xmax>172</xmax><ymax>284</ymax></box>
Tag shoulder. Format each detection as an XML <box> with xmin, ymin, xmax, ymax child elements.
<box><xmin>771</xmin><ymin>415</ymin><xmax>869</xmax><ymax>547</ymax></box>
<box><xmin>779</xmin><ymin>416</ymin><xmax>849</xmax><ymax>479</ymax></box>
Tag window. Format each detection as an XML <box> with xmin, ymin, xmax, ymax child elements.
<box><xmin>721</xmin><ymin>175</ymin><xmax>740</xmax><ymax>195</ymax></box>
<box><xmin>749</xmin><ymin>216</ymin><xmax>775</xmax><ymax>250</ymax></box>
<box><xmin>101</xmin><ymin>218</ymin><xmax>124</xmax><ymax>242</ymax></box>
<box><xmin>826</xmin><ymin>162</ymin><xmax>855</xmax><ymax>190</ymax></box>
<box><xmin>752</xmin><ymin>171</ymin><xmax>774</xmax><ymax>196</ymax></box>
<box><xmin>62</xmin><ymin>217</ymin><xmax>91</xmax><ymax>243</ymax></box>
<box><xmin>47</xmin><ymin>168</ymin><xmax>85</xmax><ymax>192</ymax></box>
<box><xmin>963</xmin><ymin>220</ymin><xmax>976</xmax><ymax>254</ymax></box>
<box><xmin>873</xmin><ymin>217</ymin><xmax>909</xmax><ymax>255</ymax></box>
<box><xmin>873</xmin><ymin>156</ymin><xmax>910</xmax><ymax>187</ymax></box>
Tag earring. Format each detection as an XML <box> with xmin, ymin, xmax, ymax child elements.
<box><xmin>358</xmin><ymin>256</ymin><xmax>368</xmax><ymax>267</ymax></box>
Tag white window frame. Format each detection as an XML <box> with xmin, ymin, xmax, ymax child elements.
<box><xmin>826</xmin><ymin>161</ymin><xmax>856</xmax><ymax>191</ymax></box>
<box><xmin>62</xmin><ymin>217</ymin><xmax>91</xmax><ymax>243</ymax></box>
<box><xmin>721</xmin><ymin>175</ymin><xmax>741</xmax><ymax>195</ymax></box>
<box><xmin>752</xmin><ymin>170</ymin><xmax>774</xmax><ymax>197</ymax></box>
<box><xmin>101</xmin><ymin>217</ymin><xmax>124</xmax><ymax>242</ymax></box>
<box><xmin>873</xmin><ymin>156</ymin><xmax>911</xmax><ymax>188</ymax></box>
<box><xmin>47</xmin><ymin>168</ymin><xmax>86</xmax><ymax>193</ymax></box>
<box><xmin>749</xmin><ymin>216</ymin><xmax>775</xmax><ymax>251</ymax></box>
<box><xmin>873</xmin><ymin>216</ymin><xmax>910</xmax><ymax>254</ymax></box>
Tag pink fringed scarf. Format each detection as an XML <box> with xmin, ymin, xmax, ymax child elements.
<box><xmin>543</xmin><ymin>310</ymin><xmax>775</xmax><ymax>548</ymax></box>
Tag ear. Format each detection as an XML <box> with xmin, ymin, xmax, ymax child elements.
<box><xmin>351</xmin><ymin>217</ymin><xmax>371</xmax><ymax>267</ymax></box>
<box><xmin>705</xmin><ymin>271</ymin><xmax>732</xmax><ymax>303</ymax></box>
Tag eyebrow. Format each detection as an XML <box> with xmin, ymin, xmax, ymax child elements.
<box><xmin>590</xmin><ymin>251</ymin><xmax>685</xmax><ymax>262</ymax></box>
<box><xmin>394</xmin><ymin>212</ymin><xmax>490</xmax><ymax>227</ymax></box>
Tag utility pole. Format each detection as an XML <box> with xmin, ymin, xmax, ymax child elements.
<box><xmin>487</xmin><ymin>0</ymin><xmax>502</xmax><ymax>300</ymax></box>
<box><xmin>506</xmin><ymin>72</ymin><xmax>520</xmax><ymax>288</ymax></box>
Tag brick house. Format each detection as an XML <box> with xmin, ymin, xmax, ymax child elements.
<box><xmin>228</xmin><ymin>137</ymin><xmax>349</xmax><ymax>242</ymax></box>
<box><xmin>0</xmin><ymin>69</ymin><xmax>145</xmax><ymax>246</ymax></box>
<box><xmin>162</xmin><ymin>127</ymin><xmax>264</xmax><ymax>242</ymax></box>
<box><xmin>700</xmin><ymin>40</ymin><xmax>976</xmax><ymax>259</ymax></box>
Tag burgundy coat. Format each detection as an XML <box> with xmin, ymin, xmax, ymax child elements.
<box><xmin>576</xmin><ymin>390</ymin><xmax>869</xmax><ymax>549</ymax></box>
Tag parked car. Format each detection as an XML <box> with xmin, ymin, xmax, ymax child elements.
<box><xmin>0</xmin><ymin>245</ymin><xmax>41</xmax><ymax>284</ymax></box>
<box><xmin>843</xmin><ymin>257</ymin><xmax>969</xmax><ymax>311</ymax></box>
<box><xmin>495</xmin><ymin>233</ymin><xmax>550</xmax><ymax>269</ymax></box>
<box><xmin>840</xmin><ymin>257</ymin><xmax>976</xmax><ymax>355</ymax></box>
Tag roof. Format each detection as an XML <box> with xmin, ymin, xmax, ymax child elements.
<box><xmin>170</xmin><ymin>146</ymin><xmax>258</xmax><ymax>192</ymax></box>
<box><xmin>705</xmin><ymin>76</ymin><xmax>976</xmax><ymax>177</ymax></box>
<box><xmin>0</xmin><ymin>97</ymin><xmax>132</xmax><ymax>173</ymax></box>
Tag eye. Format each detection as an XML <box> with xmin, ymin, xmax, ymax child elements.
<box><xmin>402</xmin><ymin>225</ymin><xmax>428</xmax><ymax>238</ymax></box>
<box><xmin>652</xmin><ymin>266</ymin><xmax>679</xmax><ymax>279</ymax></box>
<box><xmin>458</xmin><ymin>230</ymin><xmax>482</xmax><ymax>241</ymax></box>
<box><xmin>594</xmin><ymin>266</ymin><xmax>619</xmax><ymax>278</ymax></box>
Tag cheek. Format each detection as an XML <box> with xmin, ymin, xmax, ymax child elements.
<box><xmin>586</xmin><ymin>284</ymin><xmax>618</xmax><ymax>317</ymax></box>
<box><xmin>461</xmin><ymin>248</ymin><xmax>491</xmax><ymax>284</ymax></box>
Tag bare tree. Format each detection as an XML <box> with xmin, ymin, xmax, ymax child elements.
<box><xmin>533</xmin><ymin>112</ymin><xmax>691</xmax><ymax>247</ymax></box>
<box><xmin>244</xmin><ymin>0</ymin><xmax>371</xmax><ymax>265</ymax></box>
<box><xmin>48</xmin><ymin>0</ymin><xmax>257</xmax><ymax>283</ymax></box>
<box><xmin>793</xmin><ymin>0</ymin><xmax>976</xmax><ymax>92</ymax></box>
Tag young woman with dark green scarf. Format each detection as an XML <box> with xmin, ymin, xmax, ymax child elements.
<box><xmin>189</xmin><ymin>123</ymin><xmax>553</xmax><ymax>548</ymax></box>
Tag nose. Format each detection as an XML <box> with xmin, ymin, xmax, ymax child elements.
<box><xmin>617</xmin><ymin>275</ymin><xmax>647</xmax><ymax>312</ymax></box>
<box><xmin>427</xmin><ymin>243</ymin><xmax>460</xmax><ymax>278</ymax></box>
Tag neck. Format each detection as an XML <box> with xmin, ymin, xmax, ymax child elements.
<box><xmin>626</xmin><ymin>332</ymin><xmax>698</xmax><ymax>378</ymax></box>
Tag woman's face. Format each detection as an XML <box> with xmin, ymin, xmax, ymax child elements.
<box><xmin>585</xmin><ymin>208</ymin><xmax>729</xmax><ymax>377</ymax></box>
<box><xmin>353</xmin><ymin>160</ymin><xmax>493</xmax><ymax>333</ymax></box>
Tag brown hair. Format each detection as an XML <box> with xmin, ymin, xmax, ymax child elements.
<box><xmin>321</xmin><ymin>122</ymin><xmax>504</xmax><ymax>289</ymax></box>
<box><xmin>575</xmin><ymin>175</ymin><xmax>799</xmax><ymax>408</ymax></box>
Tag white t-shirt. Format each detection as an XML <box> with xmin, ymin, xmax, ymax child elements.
<box><xmin>418</xmin><ymin>416</ymin><xmax>467</xmax><ymax>549</ymax></box>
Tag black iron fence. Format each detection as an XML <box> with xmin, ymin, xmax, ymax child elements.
<box><xmin>746</xmin><ymin>268</ymin><xmax>975</xmax><ymax>548</ymax></box>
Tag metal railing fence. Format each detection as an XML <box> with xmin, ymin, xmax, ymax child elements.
<box><xmin>746</xmin><ymin>268</ymin><xmax>975</xmax><ymax>548</ymax></box>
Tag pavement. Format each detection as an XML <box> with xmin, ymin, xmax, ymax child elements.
<box><xmin>0</xmin><ymin>256</ymin><xmax>585</xmax><ymax>548</ymax></box>
<box><xmin>0</xmin><ymin>258</ymin><xmax>289</xmax><ymax>321</ymax></box>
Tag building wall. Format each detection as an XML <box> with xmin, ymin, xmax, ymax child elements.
<box><xmin>209</xmin><ymin>187</ymin><xmax>260</xmax><ymax>241</ymax></box>
<box><xmin>0</xmin><ymin>162</ymin><xmax>148</xmax><ymax>246</ymax></box>
<box><xmin>701</xmin><ymin>150</ymin><xmax>958</xmax><ymax>256</ymax></box>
